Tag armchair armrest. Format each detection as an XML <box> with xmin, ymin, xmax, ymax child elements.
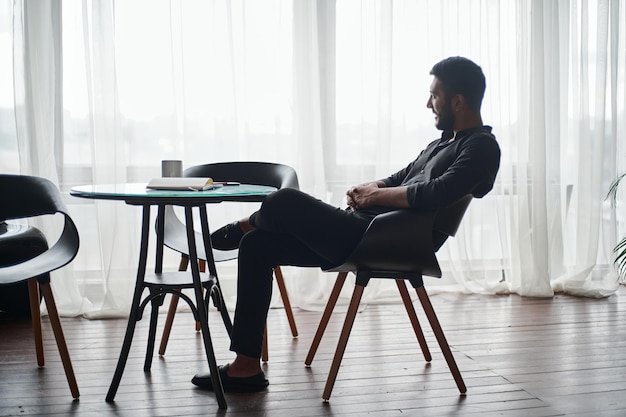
<box><xmin>324</xmin><ymin>209</ymin><xmax>441</xmax><ymax>277</ymax></box>
<box><xmin>323</xmin><ymin>195</ymin><xmax>473</xmax><ymax>278</ymax></box>
<box><xmin>0</xmin><ymin>212</ymin><xmax>79</xmax><ymax>286</ymax></box>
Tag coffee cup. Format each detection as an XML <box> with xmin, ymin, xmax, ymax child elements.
<box><xmin>161</xmin><ymin>160</ymin><xmax>183</xmax><ymax>177</ymax></box>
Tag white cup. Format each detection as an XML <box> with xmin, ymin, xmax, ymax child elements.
<box><xmin>161</xmin><ymin>160</ymin><xmax>183</xmax><ymax>177</ymax></box>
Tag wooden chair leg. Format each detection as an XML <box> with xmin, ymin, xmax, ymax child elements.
<box><xmin>322</xmin><ymin>283</ymin><xmax>364</xmax><ymax>402</ymax></box>
<box><xmin>262</xmin><ymin>325</ymin><xmax>269</xmax><ymax>362</ymax></box>
<box><xmin>274</xmin><ymin>266</ymin><xmax>298</xmax><ymax>337</ymax></box>
<box><xmin>305</xmin><ymin>271</ymin><xmax>348</xmax><ymax>366</ymax></box>
<box><xmin>178</xmin><ymin>255</ymin><xmax>190</xmax><ymax>271</ymax></box>
<box><xmin>260</xmin><ymin>267</ymin><xmax>297</xmax><ymax>363</ymax></box>
<box><xmin>396</xmin><ymin>280</ymin><xmax>431</xmax><ymax>362</ymax></box>
<box><xmin>158</xmin><ymin>294</ymin><xmax>179</xmax><ymax>356</ymax></box>
<box><xmin>39</xmin><ymin>282</ymin><xmax>80</xmax><ymax>400</ymax></box>
<box><xmin>27</xmin><ymin>279</ymin><xmax>44</xmax><ymax>367</ymax></box>
<box><xmin>416</xmin><ymin>286</ymin><xmax>467</xmax><ymax>394</ymax></box>
<box><xmin>158</xmin><ymin>255</ymin><xmax>190</xmax><ymax>355</ymax></box>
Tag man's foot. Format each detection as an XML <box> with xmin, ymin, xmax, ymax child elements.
<box><xmin>191</xmin><ymin>364</ymin><xmax>269</xmax><ymax>393</ymax></box>
<box><xmin>210</xmin><ymin>221</ymin><xmax>245</xmax><ymax>250</ymax></box>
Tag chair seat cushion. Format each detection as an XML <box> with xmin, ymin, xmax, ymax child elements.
<box><xmin>0</xmin><ymin>222</ymin><xmax>48</xmax><ymax>315</ymax></box>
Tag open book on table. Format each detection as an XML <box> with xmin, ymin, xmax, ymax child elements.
<box><xmin>146</xmin><ymin>177</ymin><xmax>222</xmax><ymax>191</ymax></box>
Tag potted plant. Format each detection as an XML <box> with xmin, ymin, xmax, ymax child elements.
<box><xmin>608</xmin><ymin>172</ymin><xmax>626</xmax><ymax>283</ymax></box>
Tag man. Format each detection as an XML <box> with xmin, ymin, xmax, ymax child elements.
<box><xmin>192</xmin><ymin>56</ymin><xmax>501</xmax><ymax>392</ymax></box>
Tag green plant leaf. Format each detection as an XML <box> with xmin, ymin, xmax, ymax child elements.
<box><xmin>606</xmin><ymin>172</ymin><xmax>626</xmax><ymax>207</ymax></box>
<box><xmin>614</xmin><ymin>236</ymin><xmax>626</xmax><ymax>278</ymax></box>
<box><xmin>608</xmin><ymin>172</ymin><xmax>626</xmax><ymax>280</ymax></box>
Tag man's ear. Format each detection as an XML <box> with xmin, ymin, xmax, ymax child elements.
<box><xmin>451</xmin><ymin>94</ymin><xmax>465</xmax><ymax>113</ymax></box>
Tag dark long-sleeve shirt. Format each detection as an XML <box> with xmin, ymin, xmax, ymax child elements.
<box><xmin>356</xmin><ymin>125</ymin><xmax>501</xmax><ymax>219</ymax></box>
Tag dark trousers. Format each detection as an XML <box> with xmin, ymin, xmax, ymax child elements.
<box><xmin>229</xmin><ymin>188</ymin><xmax>370</xmax><ymax>358</ymax></box>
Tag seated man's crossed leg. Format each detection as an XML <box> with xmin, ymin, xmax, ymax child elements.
<box><xmin>192</xmin><ymin>188</ymin><xmax>369</xmax><ymax>392</ymax></box>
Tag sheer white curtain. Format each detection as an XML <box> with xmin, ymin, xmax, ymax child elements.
<box><xmin>64</xmin><ymin>0</ymin><xmax>303</xmax><ymax>316</ymax></box>
<box><xmin>509</xmin><ymin>0</ymin><xmax>625</xmax><ymax>297</ymax></box>
<box><xmin>11</xmin><ymin>0</ymin><xmax>87</xmax><ymax>315</ymax></box>
<box><xmin>313</xmin><ymin>0</ymin><xmax>625</xmax><ymax>301</ymax></box>
<box><xmin>4</xmin><ymin>0</ymin><xmax>625</xmax><ymax>318</ymax></box>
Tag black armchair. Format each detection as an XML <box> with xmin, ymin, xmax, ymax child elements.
<box><xmin>0</xmin><ymin>174</ymin><xmax>80</xmax><ymax>400</ymax></box>
<box><xmin>305</xmin><ymin>194</ymin><xmax>473</xmax><ymax>401</ymax></box>
<box><xmin>158</xmin><ymin>162</ymin><xmax>299</xmax><ymax>361</ymax></box>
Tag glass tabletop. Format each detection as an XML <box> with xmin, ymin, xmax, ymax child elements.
<box><xmin>70</xmin><ymin>182</ymin><xmax>276</xmax><ymax>204</ymax></box>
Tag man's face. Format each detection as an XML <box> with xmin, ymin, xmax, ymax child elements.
<box><xmin>427</xmin><ymin>77</ymin><xmax>454</xmax><ymax>131</ymax></box>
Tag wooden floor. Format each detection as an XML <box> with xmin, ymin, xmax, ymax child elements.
<box><xmin>1</xmin><ymin>285</ymin><xmax>626</xmax><ymax>416</ymax></box>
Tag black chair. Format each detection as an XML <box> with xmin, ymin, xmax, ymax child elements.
<box><xmin>0</xmin><ymin>222</ymin><xmax>45</xmax><ymax>316</ymax></box>
<box><xmin>0</xmin><ymin>174</ymin><xmax>80</xmax><ymax>400</ymax></box>
<box><xmin>158</xmin><ymin>162</ymin><xmax>299</xmax><ymax>361</ymax></box>
<box><xmin>305</xmin><ymin>195</ymin><xmax>473</xmax><ymax>401</ymax></box>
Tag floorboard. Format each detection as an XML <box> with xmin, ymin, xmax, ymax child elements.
<box><xmin>1</xmin><ymin>286</ymin><xmax>625</xmax><ymax>416</ymax></box>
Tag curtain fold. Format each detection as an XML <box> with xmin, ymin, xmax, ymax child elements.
<box><xmin>81</xmin><ymin>0</ymin><xmax>139</xmax><ymax>318</ymax></box>
<box><xmin>12</xmin><ymin>0</ymin><xmax>62</xmax><ymax>178</ymax></box>
<box><xmin>12</xmin><ymin>0</ymin><xmax>86</xmax><ymax>315</ymax></box>
<box><xmin>6</xmin><ymin>0</ymin><xmax>625</xmax><ymax>319</ymax></box>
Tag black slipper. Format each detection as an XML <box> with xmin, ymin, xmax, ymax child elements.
<box><xmin>191</xmin><ymin>364</ymin><xmax>269</xmax><ymax>393</ymax></box>
<box><xmin>210</xmin><ymin>221</ymin><xmax>245</xmax><ymax>250</ymax></box>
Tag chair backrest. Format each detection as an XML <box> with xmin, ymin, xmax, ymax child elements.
<box><xmin>161</xmin><ymin>162</ymin><xmax>299</xmax><ymax>259</ymax></box>
<box><xmin>0</xmin><ymin>174</ymin><xmax>80</xmax><ymax>285</ymax></box>
<box><xmin>433</xmin><ymin>194</ymin><xmax>473</xmax><ymax>238</ymax></box>
<box><xmin>0</xmin><ymin>174</ymin><xmax>67</xmax><ymax>221</ymax></box>
<box><xmin>184</xmin><ymin>162</ymin><xmax>299</xmax><ymax>190</ymax></box>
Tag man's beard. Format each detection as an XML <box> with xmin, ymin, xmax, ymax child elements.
<box><xmin>435</xmin><ymin>102</ymin><xmax>454</xmax><ymax>131</ymax></box>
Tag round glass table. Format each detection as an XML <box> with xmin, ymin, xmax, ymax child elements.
<box><xmin>70</xmin><ymin>182</ymin><xmax>276</xmax><ymax>409</ymax></box>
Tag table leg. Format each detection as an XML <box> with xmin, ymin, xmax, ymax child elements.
<box><xmin>144</xmin><ymin>291</ymin><xmax>165</xmax><ymax>371</ymax></box>
<box><xmin>199</xmin><ymin>205</ymin><xmax>233</xmax><ymax>335</ymax></box>
<box><xmin>185</xmin><ymin>207</ymin><xmax>227</xmax><ymax>410</ymax></box>
<box><xmin>106</xmin><ymin>205</ymin><xmax>151</xmax><ymax>402</ymax></box>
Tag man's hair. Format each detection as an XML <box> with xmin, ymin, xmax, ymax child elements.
<box><xmin>430</xmin><ymin>57</ymin><xmax>486</xmax><ymax>112</ymax></box>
